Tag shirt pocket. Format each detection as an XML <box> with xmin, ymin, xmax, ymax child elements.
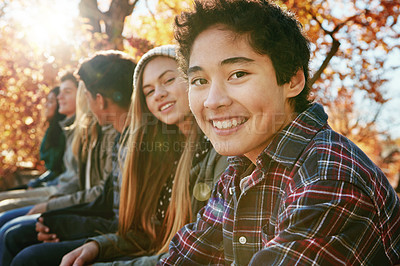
<box><xmin>261</xmin><ymin>220</ymin><xmax>276</xmax><ymax>246</ymax></box>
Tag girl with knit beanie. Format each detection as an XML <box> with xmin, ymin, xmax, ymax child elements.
<box><xmin>60</xmin><ymin>45</ymin><xmax>228</xmax><ymax>266</ymax></box>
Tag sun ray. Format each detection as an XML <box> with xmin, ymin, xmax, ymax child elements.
<box><xmin>7</xmin><ymin>0</ymin><xmax>80</xmax><ymax>49</ymax></box>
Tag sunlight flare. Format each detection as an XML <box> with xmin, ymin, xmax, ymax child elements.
<box><xmin>8</xmin><ymin>0</ymin><xmax>80</xmax><ymax>48</ymax></box>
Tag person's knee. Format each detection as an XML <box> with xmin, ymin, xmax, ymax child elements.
<box><xmin>10</xmin><ymin>245</ymin><xmax>42</xmax><ymax>266</ymax></box>
<box><xmin>4</xmin><ymin>222</ymin><xmax>37</xmax><ymax>257</ymax></box>
<box><xmin>4</xmin><ymin>225</ymin><xmax>25</xmax><ymax>258</ymax></box>
<box><xmin>0</xmin><ymin>207</ymin><xmax>31</xmax><ymax>228</ymax></box>
<box><xmin>10</xmin><ymin>242</ymin><xmax>72</xmax><ymax>266</ymax></box>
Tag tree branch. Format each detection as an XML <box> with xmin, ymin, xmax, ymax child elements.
<box><xmin>79</xmin><ymin>0</ymin><xmax>105</xmax><ymax>33</ymax></box>
<box><xmin>309</xmin><ymin>38</ymin><xmax>340</xmax><ymax>85</ymax></box>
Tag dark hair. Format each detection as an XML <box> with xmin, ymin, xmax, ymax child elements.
<box><xmin>174</xmin><ymin>0</ymin><xmax>312</xmax><ymax>113</ymax></box>
<box><xmin>60</xmin><ymin>72</ymin><xmax>79</xmax><ymax>89</ymax></box>
<box><xmin>77</xmin><ymin>51</ymin><xmax>136</xmax><ymax>108</ymax></box>
<box><xmin>44</xmin><ymin>86</ymin><xmax>66</xmax><ymax>150</ymax></box>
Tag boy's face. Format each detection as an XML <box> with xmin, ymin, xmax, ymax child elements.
<box><xmin>84</xmin><ymin>87</ymin><xmax>102</xmax><ymax>124</ymax></box>
<box><xmin>83</xmin><ymin>83</ymin><xmax>107</xmax><ymax>126</ymax></box>
<box><xmin>57</xmin><ymin>79</ymin><xmax>77</xmax><ymax>118</ymax></box>
<box><xmin>188</xmin><ymin>25</ymin><xmax>296</xmax><ymax>163</ymax></box>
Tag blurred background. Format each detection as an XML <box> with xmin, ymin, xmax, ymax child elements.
<box><xmin>0</xmin><ymin>0</ymin><xmax>399</xmax><ymax>190</ymax></box>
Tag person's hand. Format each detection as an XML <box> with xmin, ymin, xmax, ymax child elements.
<box><xmin>60</xmin><ymin>241</ymin><xmax>100</xmax><ymax>266</ymax></box>
<box><xmin>27</xmin><ymin>202</ymin><xmax>47</xmax><ymax>215</ymax></box>
<box><xmin>36</xmin><ymin>217</ymin><xmax>59</xmax><ymax>242</ymax></box>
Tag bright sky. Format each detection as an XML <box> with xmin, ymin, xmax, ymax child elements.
<box><xmin>382</xmin><ymin>55</ymin><xmax>400</xmax><ymax>139</ymax></box>
<box><xmin>4</xmin><ymin>0</ymin><xmax>80</xmax><ymax>49</ymax></box>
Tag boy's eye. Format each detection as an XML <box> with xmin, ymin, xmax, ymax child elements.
<box><xmin>191</xmin><ymin>78</ymin><xmax>208</xmax><ymax>86</ymax></box>
<box><xmin>230</xmin><ymin>71</ymin><xmax>248</xmax><ymax>80</ymax></box>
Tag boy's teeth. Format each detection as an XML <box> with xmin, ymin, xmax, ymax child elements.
<box><xmin>160</xmin><ymin>103</ymin><xmax>174</xmax><ymax>111</ymax></box>
<box><xmin>212</xmin><ymin>118</ymin><xmax>245</xmax><ymax>129</ymax></box>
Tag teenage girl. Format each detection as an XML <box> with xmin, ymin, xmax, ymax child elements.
<box><xmin>61</xmin><ymin>45</ymin><xmax>227</xmax><ymax>265</ymax></box>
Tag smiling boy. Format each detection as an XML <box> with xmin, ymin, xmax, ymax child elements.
<box><xmin>159</xmin><ymin>0</ymin><xmax>400</xmax><ymax>265</ymax></box>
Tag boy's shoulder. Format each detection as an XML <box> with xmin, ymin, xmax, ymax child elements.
<box><xmin>297</xmin><ymin>125</ymin><xmax>385</xmax><ymax>196</ymax></box>
<box><xmin>101</xmin><ymin>125</ymin><xmax>119</xmax><ymax>145</ymax></box>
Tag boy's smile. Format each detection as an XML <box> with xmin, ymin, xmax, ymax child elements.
<box><xmin>188</xmin><ymin>25</ymin><xmax>300</xmax><ymax>163</ymax></box>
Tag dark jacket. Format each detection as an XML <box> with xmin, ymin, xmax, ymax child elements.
<box><xmin>41</xmin><ymin>131</ymin><xmax>124</xmax><ymax>240</ymax></box>
<box><xmin>46</xmin><ymin>124</ymin><xmax>117</xmax><ymax>211</ymax></box>
<box><xmin>90</xmin><ymin>147</ymin><xmax>228</xmax><ymax>261</ymax></box>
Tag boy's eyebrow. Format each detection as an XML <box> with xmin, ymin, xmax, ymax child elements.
<box><xmin>187</xmin><ymin>57</ymin><xmax>255</xmax><ymax>76</ymax></box>
<box><xmin>221</xmin><ymin>57</ymin><xmax>254</xmax><ymax>66</ymax></box>
<box><xmin>187</xmin><ymin>66</ymin><xmax>202</xmax><ymax>76</ymax></box>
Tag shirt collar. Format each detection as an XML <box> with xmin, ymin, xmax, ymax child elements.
<box><xmin>59</xmin><ymin>114</ymin><xmax>76</xmax><ymax>129</ymax></box>
<box><xmin>229</xmin><ymin>103</ymin><xmax>328</xmax><ymax>172</ymax></box>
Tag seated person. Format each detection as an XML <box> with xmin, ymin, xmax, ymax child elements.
<box><xmin>0</xmin><ymin>72</ymin><xmax>79</xmax><ymax>214</ymax></box>
<box><xmin>0</xmin><ymin>79</ymin><xmax>117</xmax><ymax>265</ymax></box>
<box><xmin>10</xmin><ymin>86</ymin><xmax>66</xmax><ymax>190</ymax></box>
<box><xmin>2</xmin><ymin>50</ymin><xmax>136</xmax><ymax>266</ymax></box>
<box><xmin>60</xmin><ymin>45</ymin><xmax>228</xmax><ymax>266</ymax></box>
<box><xmin>152</xmin><ymin>0</ymin><xmax>399</xmax><ymax>265</ymax></box>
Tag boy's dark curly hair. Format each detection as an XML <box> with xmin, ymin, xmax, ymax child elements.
<box><xmin>174</xmin><ymin>0</ymin><xmax>312</xmax><ymax>113</ymax></box>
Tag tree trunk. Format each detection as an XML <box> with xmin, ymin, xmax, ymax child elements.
<box><xmin>79</xmin><ymin>0</ymin><xmax>139</xmax><ymax>50</ymax></box>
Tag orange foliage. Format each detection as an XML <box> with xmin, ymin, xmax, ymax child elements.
<box><xmin>0</xmin><ymin>26</ymin><xmax>49</xmax><ymax>181</ymax></box>
<box><xmin>279</xmin><ymin>0</ymin><xmax>400</xmax><ymax>184</ymax></box>
<box><xmin>0</xmin><ymin>1</ymin><xmax>95</xmax><ymax>182</ymax></box>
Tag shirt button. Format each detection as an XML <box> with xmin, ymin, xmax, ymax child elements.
<box><xmin>239</xmin><ymin>236</ymin><xmax>247</xmax><ymax>244</ymax></box>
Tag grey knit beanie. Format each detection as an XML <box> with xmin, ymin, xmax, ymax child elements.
<box><xmin>133</xmin><ymin>45</ymin><xmax>178</xmax><ymax>92</ymax></box>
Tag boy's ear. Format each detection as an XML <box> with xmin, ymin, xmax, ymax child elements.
<box><xmin>285</xmin><ymin>69</ymin><xmax>305</xmax><ymax>98</ymax></box>
<box><xmin>96</xmin><ymin>93</ymin><xmax>106</xmax><ymax>110</ymax></box>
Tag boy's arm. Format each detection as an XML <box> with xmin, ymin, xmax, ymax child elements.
<box><xmin>159</xmin><ymin>181</ymin><xmax>226</xmax><ymax>265</ymax></box>
<box><xmin>45</xmin><ymin>183</ymin><xmax>105</xmax><ymax>210</ymax></box>
<box><xmin>250</xmin><ymin>180</ymin><xmax>395</xmax><ymax>265</ymax></box>
<box><xmin>87</xmin><ymin>231</ymin><xmax>151</xmax><ymax>261</ymax></box>
<box><xmin>47</xmin><ymin>128</ymin><xmax>116</xmax><ymax>211</ymax></box>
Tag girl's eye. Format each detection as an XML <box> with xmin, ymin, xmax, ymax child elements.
<box><xmin>230</xmin><ymin>71</ymin><xmax>248</xmax><ymax>80</ymax></box>
<box><xmin>191</xmin><ymin>78</ymin><xmax>208</xmax><ymax>86</ymax></box>
<box><xmin>144</xmin><ymin>89</ymin><xmax>154</xmax><ymax>97</ymax></box>
<box><xmin>164</xmin><ymin>77</ymin><xmax>175</xmax><ymax>85</ymax></box>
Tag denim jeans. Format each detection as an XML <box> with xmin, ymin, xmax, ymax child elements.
<box><xmin>11</xmin><ymin>238</ymin><xmax>86</xmax><ymax>266</ymax></box>
<box><xmin>0</xmin><ymin>214</ymin><xmax>39</xmax><ymax>266</ymax></box>
<box><xmin>0</xmin><ymin>206</ymin><xmax>32</xmax><ymax>228</ymax></box>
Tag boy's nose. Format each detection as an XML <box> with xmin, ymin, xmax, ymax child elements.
<box><xmin>204</xmin><ymin>82</ymin><xmax>232</xmax><ymax>109</ymax></box>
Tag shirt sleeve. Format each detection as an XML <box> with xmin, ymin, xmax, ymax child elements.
<box><xmin>250</xmin><ymin>180</ymin><xmax>388</xmax><ymax>265</ymax></box>
<box><xmin>88</xmin><ymin>230</ymin><xmax>151</xmax><ymax>261</ymax></box>
<box><xmin>46</xmin><ymin>184</ymin><xmax>104</xmax><ymax>211</ymax></box>
<box><xmin>158</xmin><ymin>180</ymin><xmax>226</xmax><ymax>265</ymax></box>
<box><xmin>91</xmin><ymin>253</ymin><xmax>169</xmax><ymax>266</ymax></box>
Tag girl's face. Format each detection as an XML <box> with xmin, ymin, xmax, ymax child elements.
<box><xmin>142</xmin><ymin>56</ymin><xmax>191</xmax><ymax>130</ymax></box>
<box><xmin>44</xmin><ymin>92</ymin><xmax>58</xmax><ymax>121</ymax></box>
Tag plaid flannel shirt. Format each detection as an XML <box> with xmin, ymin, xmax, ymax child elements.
<box><xmin>159</xmin><ymin>103</ymin><xmax>400</xmax><ymax>265</ymax></box>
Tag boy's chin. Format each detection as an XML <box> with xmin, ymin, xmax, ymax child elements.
<box><xmin>210</xmin><ymin>140</ymin><xmax>242</xmax><ymax>157</ymax></box>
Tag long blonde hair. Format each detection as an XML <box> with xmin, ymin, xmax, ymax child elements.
<box><xmin>118</xmin><ymin>54</ymin><xmax>199</xmax><ymax>255</ymax></box>
<box><xmin>71</xmin><ymin>81</ymin><xmax>98</xmax><ymax>163</ymax></box>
